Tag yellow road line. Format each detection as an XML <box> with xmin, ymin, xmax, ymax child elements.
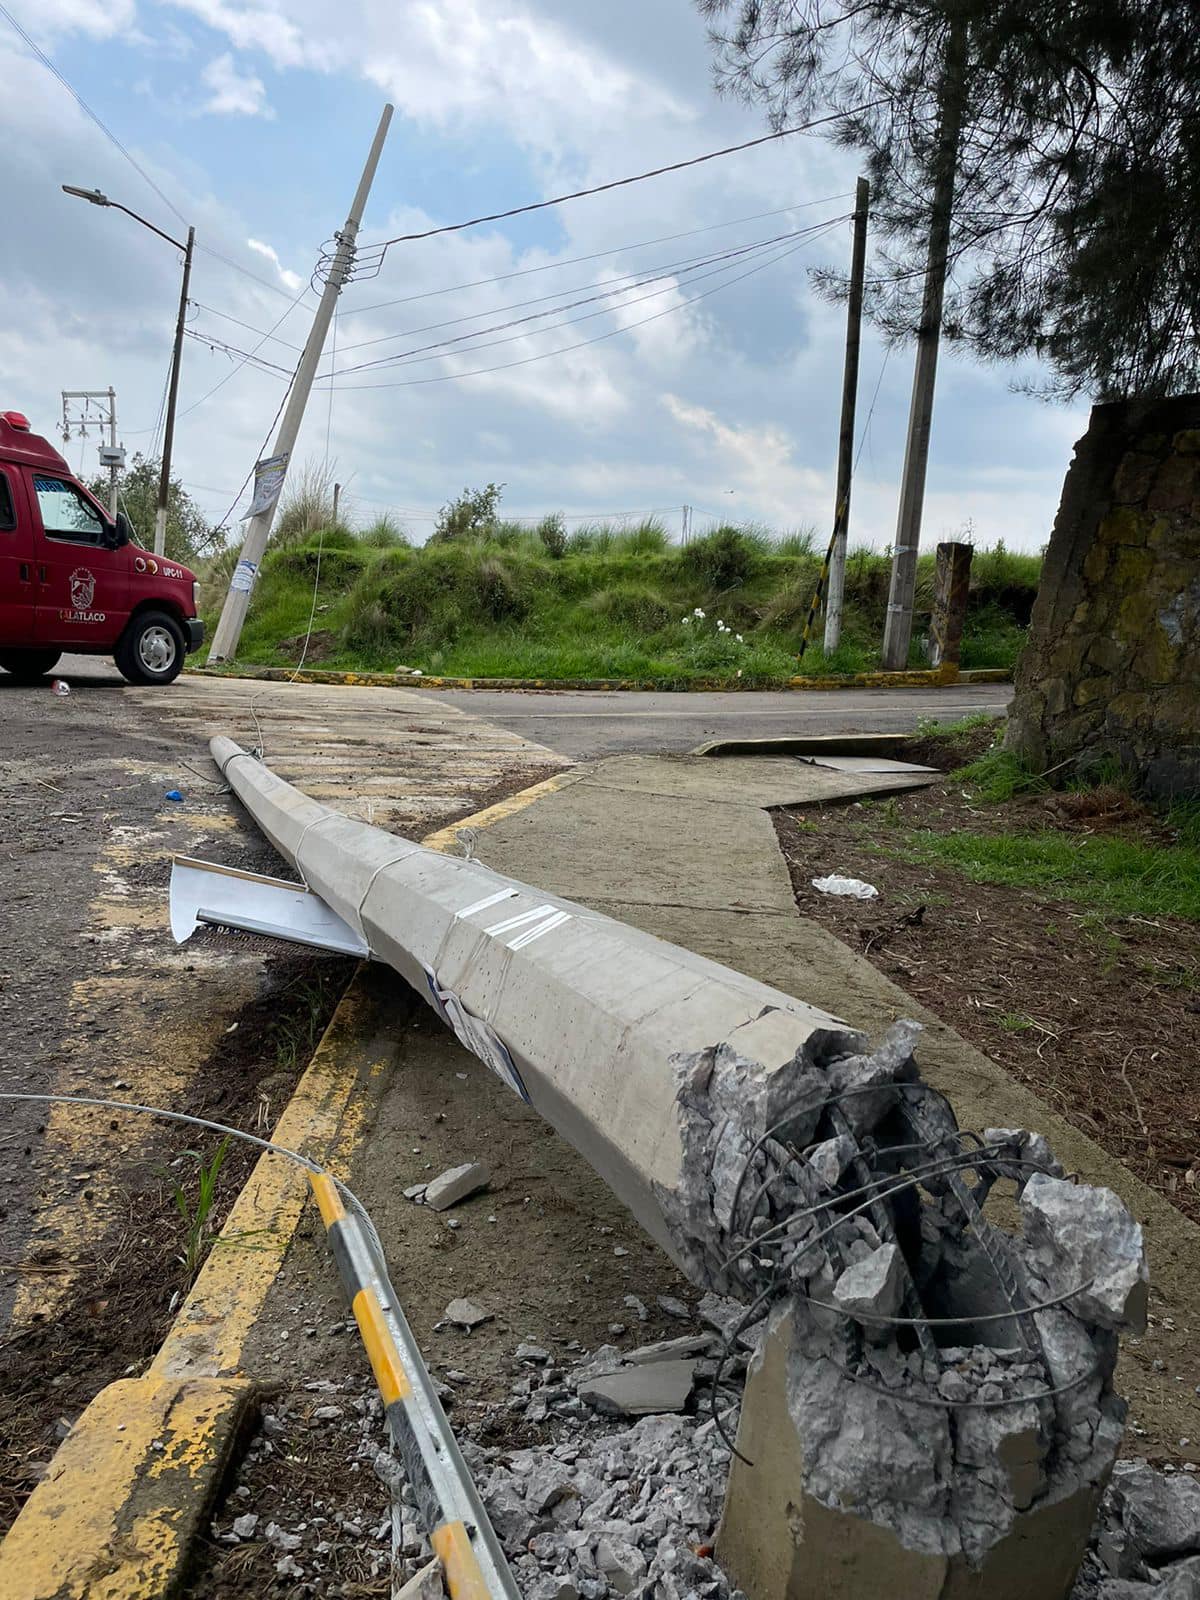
<box><xmin>422</xmin><ymin>768</ymin><xmax>583</xmax><ymax>855</ymax></box>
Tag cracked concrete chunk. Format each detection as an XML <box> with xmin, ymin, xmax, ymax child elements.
<box><xmin>623</xmin><ymin>1335</ymin><xmax>715</xmax><ymax>1366</ymax></box>
<box><xmin>1021</xmin><ymin>1173</ymin><xmax>1149</xmax><ymax>1331</ymax></box>
<box><xmin>831</xmin><ymin>1243</ymin><xmax>905</xmax><ymax>1322</ymax></box>
<box><xmin>442</xmin><ymin>1297</ymin><xmax>493</xmax><ymax>1330</ymax></box>
<box><xmin>578</xmin><ymin>1359</ymin><xmax>698</xmax><ymax>1417</ymax></box>
<box><xmin>423</xmin><ymin>1161</ymin><xmax>490</xmax><ymax>1211</ymax></box>
<box><xmin>1112</xmin><ymin>1464</ymin><xmax>1200</xmax><ymax>1562</ymax></box>
<box><xmin>594</xmin><ymin>1536</ymin><xmax>647</xmax><ymax>1595</ymax></box>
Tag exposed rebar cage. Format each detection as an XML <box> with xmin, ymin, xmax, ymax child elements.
<box><xmin>657</xmin><ymin>1021</ymin><xmax>1146</xmax><ymax>1567</ymax></box>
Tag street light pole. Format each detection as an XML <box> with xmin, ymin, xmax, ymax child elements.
<box><xmin>154</xmin><ymin>226</ymin><xmax>194</xmax><ymax>556</ymax></box>
<box><xmin>61</xmin><ymin>184</ymin><xmax>192</xmax><ymax>557</ymax></box>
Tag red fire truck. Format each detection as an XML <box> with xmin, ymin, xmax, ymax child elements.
<box><xmin>0</xmin><ymin>409</ymin><xmax>203</xmax><ymax>685</ymax></box>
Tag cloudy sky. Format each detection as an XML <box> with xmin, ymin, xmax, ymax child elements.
<box><xmin>0</xmin><ymin>0</ymin><xmax>1088</xmax><ymax>549</ymax></box>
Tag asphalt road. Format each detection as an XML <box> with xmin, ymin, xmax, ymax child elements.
<box><xmin>435</xmin><ymin>683</ymin><xmax>1011</xmax><ymax>759</ymax></box>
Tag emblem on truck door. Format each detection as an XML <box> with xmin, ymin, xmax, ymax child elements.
<box><xmin>69</xmin><ymin>568</ymin><xmax>96</xmax><ymax>611</ymax></box>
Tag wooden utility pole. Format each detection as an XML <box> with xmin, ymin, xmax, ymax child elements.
<box><xmin>823</xmin><ymin>177</ymin><xmax>870</xmax><ymax>654</ymax></box>
<box><xmin>210</xmin><ymin>105</ymin><xmax>393</xmax><ymax>662</ymax></box>
<box><xmin>881</xmin><ymin>14</ymin><xmax>968</xmax><ymax>670</ymax></box>
<box><xmin>332</xmin><ymin>481</ymin><xmax>341</xmax><ymax>527</ymax></box>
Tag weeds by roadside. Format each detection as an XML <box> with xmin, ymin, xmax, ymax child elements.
<box><xmin>161</xmin><ymin>1137</ymin><xmax>231</xmax><ymax>1283</ymax></box>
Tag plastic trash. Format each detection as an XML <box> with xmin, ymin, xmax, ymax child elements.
<box><xmin>164</xmin><ymin>789</ymin><xmax>184</xmax><ymax>802</ymax></box>
<box><xmin>51</xmin><ymin>679</ymin><xmax>70</xmax><ymax>697</ymax></box>
<box><xmin>812</xmin><ymin>874</ymin><xmax>878</xmax><ymax>900</ymax></box>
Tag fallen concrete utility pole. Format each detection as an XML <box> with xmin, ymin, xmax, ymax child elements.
<box><xmin>195</xmin><ymin>735</ymin><xmax>1149</xmax><ymax>1600</ymax></box>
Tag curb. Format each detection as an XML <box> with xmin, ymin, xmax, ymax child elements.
<box><xmin>188</xmin><ymin>663</ymin><xmax>1012</xmax><ymax>694</ymax></box>
<box><xmin>0</xmin><ymin>771</ymin><xmax>573</xmax><ymax>1600</ymax></box>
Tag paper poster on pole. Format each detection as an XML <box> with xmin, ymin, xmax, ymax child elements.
<box><xmin>242</xmin><ymin>452</ymin><xmax>290</xmax><ymax>519</ymax></box>
<box><xmin>229</xmin><ymin>558</ymin><xmax>258</xmax><ymax>594</ymax></box>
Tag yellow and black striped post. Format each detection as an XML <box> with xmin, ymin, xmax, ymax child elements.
<box><xmin>309</xmin><ymin>1175</ymin><xmax>517</xmax><ymax>1600</ymax></box>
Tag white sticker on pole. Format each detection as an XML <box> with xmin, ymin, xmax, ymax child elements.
<box><xmin>242</xmin><ymin>451</ymin><xmax>290</xmax><ymax>519</ymax></box>
<box><xmin>420</xmin><ymin>962</ymin><xmax>530</xmax><ymax>1103</ymax></box>
<box><xmin>229</xmin><ymin>558</ymin><xmax>258</xmax><ymax>594</ymax></box>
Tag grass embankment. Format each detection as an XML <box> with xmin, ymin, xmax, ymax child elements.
<box><xmin>199</xmin><ymin>519</ymin><xmax>1039</xmax><ymax>685</ymax></box>
<box><xmin>887</xmin><ymin>718</ymin><xmax>1200</xmax><ymax>923</ymax></box>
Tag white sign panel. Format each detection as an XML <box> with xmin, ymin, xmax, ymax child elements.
<box><xmin>229</xmin><ymin>558</ymin><xmax>258</xmax><ymax>594</ymax></box>
<box><xmin>242</xmin><ymin>451</ymin><xmax>290</xmax><ymax>519</ymax></box>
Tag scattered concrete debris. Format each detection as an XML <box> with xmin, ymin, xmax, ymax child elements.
<box><xmin>475</xmin><ymin>1391</ymin><xmax>743</xmax><ymax>1600</ymax></box>
<box><xmin>440</xmin><ymin>1298</ymin><xmax>493</xmax><ymax>1331</ymax></box>
<box><xmin>655</xmin><ymin>1295</ymin><xmax>691</xmax><ymax>1321</ymax></box>
<box><xmin>577</xmin><ymin>1361</ymin><xmax>700</xmax><ymax>1418</ymax></box>
<box><xmin>1072</xmin><ymin>1459</ymin><xmax>1200</xmax><ymax>1598</ymax></box>
<box><xmin>421</xmin><ymin>1161</ymin><xmax>491</xmax><ymax>1212</ymax></box>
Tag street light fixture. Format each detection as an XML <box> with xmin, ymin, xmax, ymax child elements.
<box><xmin>62</xmin><ymin>183</ymin><xmax>195</xmax><ymax>557</ymax></box>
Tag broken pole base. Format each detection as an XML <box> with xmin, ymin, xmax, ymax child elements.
<box><xmin>716</xmin><ymin>1311</ymin><xmax>1105</xmax><ymax>1600</ymax></box>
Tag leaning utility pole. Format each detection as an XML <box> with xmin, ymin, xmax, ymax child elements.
<box><xmin>823</xmin><ymin>177</ymin><xmax>870</xmax><ymax>654</ymax></box>
<box><xmin>880</xmin><ymin>16</ymin><xmax>968</xmax><ymax>670</ymax></box>
<box><xmin>209</xmin><ymin>104</ymin><xmax>394</xmax><ymax>663</ymax></box>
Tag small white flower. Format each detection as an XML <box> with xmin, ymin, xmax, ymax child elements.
<box><xmin>693</xmin><ymin>607</ymin><xmax>705</xmax><ymax>618</ymax></box>
<box><xmin>735</xmin><ymin>633</ymin><xmax>744</xmax><ymax>643</ymax></box>
<box><xmin>736</xmin><ymin>668</ymin><xmax>743</xmax><ymax>678</ymax></box>
<box><xmin>681</xmin><ymin>616</ymin><xmax>690</xmax><ymax>625</ymax></box>
<box><xmin>717</xmin><ymin>619</ymin><xmax>726</xmax><ymax>629</ymax></box>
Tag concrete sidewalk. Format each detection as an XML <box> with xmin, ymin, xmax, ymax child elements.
<box><xmin>470</xmin><ymin>751</ymin><xmax>1200</xmax><ymax>1464</ymax></box>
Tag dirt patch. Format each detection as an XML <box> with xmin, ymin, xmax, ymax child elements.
<box><xmin>183</xmin><ymin>965</ymin><xmax>704</xmax><ymax>1597</ymax></box>
<box><xmin>0</xmin><ymin>950</ymin><xmax>352</xmax><ymax>1534</ymax></box>
<box><xmin>774</xmin><ymin>779</ymin><xmax>1200</xmax><ymax>1226</ymax></box>
<box><xmin>276</xmin><ymin>630</ymin><xmax>337</xmax><ymax>664</ymax></box>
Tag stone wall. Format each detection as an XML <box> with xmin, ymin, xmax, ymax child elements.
<box><xmin>1007</xmin><ymin>394</ymin><xmax>1200</xmax><ymax>798</ymax></box>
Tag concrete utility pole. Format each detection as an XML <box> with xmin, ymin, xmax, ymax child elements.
<box><xmin>823</xmin><ymin>177</ymin><xmax>870</xmax><ymax>654</ymax></box>
<box><xmin>209</xmin><ymin>104</ymin><xmax>394</xmax><ymax>663</ymax></box>
<box><xmin>332</xmin><ymin>481</ymin><xmax>341</xmax><ymax>527</ymax></box>
<box><xmin>61</xmin><ymin>186</ymin><xmax>194</xmax><ymax>555</ymax></box>
<box><xmin>154</xmin><ymin>226</ymin><xmax>195</xmax><ymax>557</ymax></box>
<box><xmin>880</xmin><ymin>15</ymin><xmax>968</xmax><ymax>670</ymax></box>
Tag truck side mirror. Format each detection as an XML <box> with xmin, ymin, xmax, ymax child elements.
<box><xmin>112</xmin><ymin>510</ymin><xmax>133</xmax><ymax>549</ymax></box>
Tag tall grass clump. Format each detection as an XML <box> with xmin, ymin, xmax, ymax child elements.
<box><xmin>678</xmin><ymin>525</ymin><xmax>771</xmax><ymax>591</ymax></box>
<box><xmin>359</xmin><ymin>514</ymin><xmax>410</xmax><ymax>548</ymax></box>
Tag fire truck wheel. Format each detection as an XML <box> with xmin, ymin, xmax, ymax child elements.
<box><xmin>116</xmin><ymin>611</ymin><xmax>185</xmax><ymax>685</ymax></box>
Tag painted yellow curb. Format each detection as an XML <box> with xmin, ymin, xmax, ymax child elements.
<box><xmin>188</xmin><ymin>663</ymin><xmax>1011</xmax><ymax>693</ymax></box>
<box><xmin>0</xmin><ymin>1377</ymin><xmax>252</xmax><ymax>1600</ymax></box>
<box><xmin>422</xmin><ymin>768</ymin><xmax>584</xmax><ymax>855</ymax></box>
<box><xmin>0</xmin><ymin>767</ymin><xmax>576</xmax><ymax>1599</ymax></box>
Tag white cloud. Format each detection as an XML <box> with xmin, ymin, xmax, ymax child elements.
<box><xmin>246</xmin><ymin>237</ymin><xmax>302</xmax><ymax>290</ymax></box>
<box><xmin>22</xmin><ymin>0</ymin><xmax>137</xmax><ymax>40</ymax></box>
<box><xmin>200</xmin><ymin>51</ymin><xmax>273</xmax><ymax>117</ymax></box>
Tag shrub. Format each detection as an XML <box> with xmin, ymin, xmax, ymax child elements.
<box><xmin>537</xmin><ymin>513</ymin><xmax>567</xmax><ymax>559</ymax></box>
<box><xmin>339</xmin><ymin>546</ymin><xmax>534</xmax><ymax>657</ymax></box>
<box><xmin>359</xmin><ymin>515</ymin><xmax>409</xmax><ymax>548</ymax></box>
<box><xmin>612</xmin><ymin>519</ymin><xmax>670</xmax><ymax>555</ymax></box>
<box><xmin>430</xmin><ymin>482</ymin><xmax>505</xmax><ymax>544</ymax></box>
<box><xmin>583</xmin><ymin>584</ymin><xmax>673</xmax><ymax>632</ymax></box>
<box><xmin>678</xmin><ymin>525</ymin><xmax>770</xmax><ymax>591</ymax></box>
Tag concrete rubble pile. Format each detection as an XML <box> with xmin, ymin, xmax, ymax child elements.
<box><xmin>655</xmin><ymin>1019</ymin><xmax>1151</xmax><ymax>1595</ymax></box>
<box><xmin>473</xmin><ymin>1394</ymin><xmax>743</xmax><ymax>1600</ymax></box>
<box><xmin>1073</xmin><ymin>1461</ymin><xmax>1200</xmax><ymax>1599</ymax></box>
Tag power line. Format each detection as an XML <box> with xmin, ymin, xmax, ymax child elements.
<box><xmin>323</xmin><ymin>225</ymin><xmax>834</xmax><ymax>392</ymax></box>
<box><xmin>338</xmin><ymin>195</ymin><xmax>854</xmax><ymax>320</ymax></box>
<box><xmin>331</xmin><ymin>220</ymin><xmax>838</xmax><ymax>359</ymax></box>
<box><xmin>183</xmin><ymin>328</ymin><xmax>295</xmax><ymax>378</ymax></box>
<box><xmin>190</xmin><ymin>300</ymin><xmax>305</xmax><ymax>354</ymax></box>
<box><xmin>323</xmin><ymin>219</ymin><xmax>847</xmax><ymax>382</ymax></box>
<box><xmin>176</xmin><ymin>281</ymin><xmax>312</xmax><ymax>421</ymax></box>
<box><xmin>352</xmin><ymin>105</ymin><xmax>883</xmax><ymax>261</ymax></box>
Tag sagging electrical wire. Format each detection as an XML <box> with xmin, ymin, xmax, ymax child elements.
<box><xmin>320</xmin><ymin>217</ymin><xmax>848</xmax><ymax>378</ymax></box>
<box><xmin>338</xmin><ymin>194</ymin><xmax>855</xmax><ymax>321</ymax></box>
<box><xmin>321</xmin><ymin>221</ymin><xmax>843</xmax><ymax>392</ymax></box>
<box><xmin>342</xmin><ymin>104</ymin><xmax>886</xmax><ymax>269</ymax></box>
<box><xmin>0</xmin><ymin>1091</ymin><xmax>388</xmax><ymax>1267</ymax></box>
